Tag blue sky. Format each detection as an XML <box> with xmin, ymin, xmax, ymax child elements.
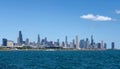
<box><xmin>0</xmin><ymin>0</ymin><xmax>120</xmax><ymax>48</ymax></box>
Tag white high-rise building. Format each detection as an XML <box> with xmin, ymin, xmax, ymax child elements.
<box><xmin>64</xmin><ymin>36</ymin><xmax>68</xmax><ymax>48</ymax></box>
<box><xmin>76</xmin><ymin>35</ymin><xmax>80</xmax><ymax>49</ymax></box>
<box><xmin>101</xmin><ymin>41</ymin><xmax>104</xmax><ymax>49</ymax></box>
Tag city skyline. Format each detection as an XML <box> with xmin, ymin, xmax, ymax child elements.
<box><xmin>0</xmin><ymin>0</ymin><xmax>120</xmax><ymax>48</ymax></box>
<box><xmin>0</xmin><ymin>30</ymin><xmax>111</xmax><ymax>49</ymax></box>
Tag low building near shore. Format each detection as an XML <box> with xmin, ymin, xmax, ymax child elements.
<box><xmin>7</xmin><ymin>40</ymin><xmax>14</xmax><ymax>47</ymax></box>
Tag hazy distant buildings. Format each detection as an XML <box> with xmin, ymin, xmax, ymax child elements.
<box><xmin>52</xmin><ymin>39</ymin><xmax>60</xmax><ymax>47</ymax></box>
<box><xmin>0</xmin><ymin>30</ymin><xmax>109</xmax><ymax>50</ymax></box>
<box><xmin>47</xmin><ymin>41</ymin><xmax>53</xmax><ymax>47</ymax></box>
<box><xmin>41</xmin><ymin>37</ymin><xmax>48</xmax><ymax>46</ymax></box>
<box><xmin>41</xmin><ymin>39</ymin><xmax>45</xmax><ymax>46</ymax></box>
<box><xmin>96</xmin><ymin>42</ymin><xmax>107</xmax><ymax>49</ymax></box>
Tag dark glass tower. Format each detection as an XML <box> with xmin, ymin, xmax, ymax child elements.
<box><xmin>18</xmin><ymin>31</ymin><xmax>23</xmax><ymax>46</ymax></box>
<box><xmin>37</xmin><ymin>34</ymin><xmax>40</xmax><ymax>46</ymax></box>
<box><xmin>91</xmin><ymin>35</ymin><xmax>94</xmax><ymax>46</ymax></box>
<box><xmin>65</xmin><ymin>36</ymin><xmax>68</xmax><ymax>48</ymax></box>
<box><xmin>2</xmin><ymin>38</ymin><xmax>7</xmax><ymax>46</ymax></box>
<box><xmin>111</xmin><ymin>42</ymin><xmax>115</xmax><ymax>49</ymax></box>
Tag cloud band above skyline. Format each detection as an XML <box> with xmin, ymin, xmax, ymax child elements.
<box><xmin>80</xmin><ymin>14</ymin><xmax>112</xmax><ymax>21</ymax></box>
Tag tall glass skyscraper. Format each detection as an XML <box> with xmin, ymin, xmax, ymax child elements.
<box><xmin>65</xmin><ymin>36</ymin><xmax>68</xmax><ymax>48</ymax></box>
<box><xmin>37</xmin><ymin>34</ymin><xmax>40</xmax><ymax>46</ymax></box>
<box><xmin>57</xmin><ymin>39</ymin><xmax>60</xmax><ymax>46</ymax></box>
<box><xmin>86</xmin><ymin>38</ymin><xmax>89</xmax><ymax>49</ymax></box>
<box><xmin>76</xmin><ymin>35</ymin><xmax>80</xmax><ymax>49</ymax></box>
<box><xmin>111</xmin><ymin>42</ymin><xmax>115</xmax><ymax>49</ymax></box>
<box><xmin>91</xmin><ymin>35</ymin><xmax>94</xmax><ymax>46</ymax></box>
<box><xmin>18</xmin><ymin>31</ymin><xmax>23</xmax><ymax>46</ymax></box>
<box><xmin>2</xmin><ymin>38</ymin><xmax>7</xmax><ymax>46</ymax></box>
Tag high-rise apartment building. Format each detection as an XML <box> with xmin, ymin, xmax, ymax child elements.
<box><xmin>2</xmin><ymin>38</ymin><xmax>7</xmax><ymax>46</ymax></box>
<box><xmin>76</xmin><ymin>35</ymin><xmax>80</xmax><ymax>49</ymax></box>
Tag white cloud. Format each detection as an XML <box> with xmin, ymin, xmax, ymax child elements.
<box><xmin>116</xmin><ymin>10</ymin><xmax>120</xmax><ymax>14</ymax></box>
<box><xmin>80</xmin><ymin>14</ymin><xmax>112</xmax><ymax>21</ymax></box>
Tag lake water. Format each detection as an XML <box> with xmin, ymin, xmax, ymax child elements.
<box><xmin>0</xmin><ymin>50</ymin><xmax>120</xmax><ymax>69</ymax></box>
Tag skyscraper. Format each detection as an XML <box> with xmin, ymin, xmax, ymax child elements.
<box><xmin>111</xmin><ymin>42</ymin><xmax>115</xmax><ymax>49</ymax></box>
<box><xmin>65</xmin><ymin>36</ymin><xmax>68</xmax><ymax>48</ymax></box>
<box><xmin>37</xmin><ymin>34</ymin><xmax>40</xmax><ymax>46</ymax></box>
<box><xmin>91</xmin><ymin>35</ymin><xmax>94</xmax><ymax>46</ymax></box>
<box><xmin>2</xmin><ymin>38</ymin><xmax>7</xmax><ymax>46</ymax></box>
<box><xmin>72</xmin><ymin>39</ymin><xmax>75</xmax><ymax>48</ymax></box>
<box><xmin>25</xmin><ymin>38</ymin><xmax>29</xmax><ymax>46</ymax></box>
<box><xmin>101</xmin><ymin>41</ymin><xmax>104</xmax><ymax>49</ymax></box>
<box><xmin>104</xmin><ymin>43</ymin><xmax>107</xmax><ymax>49</ymax></box>
<box><xmin>76</xmin><ymin>35</ymin><xmax>80</xmax><ymax>49</ymax></box>
<box><xmin>62</xmin><ymin>41</ymin><xmax>65</xmax><ymax>47</ymax></box>
<box><xmin>86</xmin><ymin>38</ymin><xmax>89</xmax><ymax>49</ymax></box>
<box><xmin>18</xmin><ymin>31</ymin><xmax>23</xmax><ymax>46</ymax></box>
<box><xmin>44</xmin><ymin>37</ymin><xmax>47</xmax><ymax>45</ymax></box>
<box><xmin>80</xmin><ymin>39</ymin><xmax>86</xmax><ymax>49</ymax></box>
<box><xmin>57</xmin><ymin>39</ymin><xmax>60</xmax><ymax>46</ymax></box>
<box><xmin>97</xmin><ymin>43</ymin><xmax>101</xmax><ymax>49</ymax></box>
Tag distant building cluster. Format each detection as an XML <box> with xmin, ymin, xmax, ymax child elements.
<box><xmin>1</xmin><ymin>31</ymin><xmax>115</xmax><ymax>49</ymax></box>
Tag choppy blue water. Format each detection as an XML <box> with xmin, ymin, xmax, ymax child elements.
<box><xmin>0</xmin><ymin>50</ymin><xmax>120</xmax><ymax>69</ymax></box>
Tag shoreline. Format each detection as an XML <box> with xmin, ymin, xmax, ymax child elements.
<box><xmin>0</xmin><ymin>48</ymin><xmax>118</xmax><ymax>51</ymax></box>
